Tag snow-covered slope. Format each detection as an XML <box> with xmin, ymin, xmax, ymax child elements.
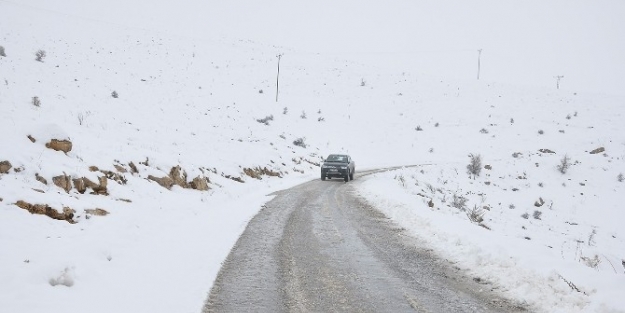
<box><xmin>1</xmin><ymin>0</ymin><xmax>624</xmax><ymax>312</ymax></box>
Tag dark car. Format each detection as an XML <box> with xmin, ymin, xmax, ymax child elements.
<box><xmin>321</xmin><ymin>154</ymin><xmax>355</xmax><ymax>182</ymax></box>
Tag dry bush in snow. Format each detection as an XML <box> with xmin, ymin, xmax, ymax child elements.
<box><xmin>293</xmin><ymin>137</ymin><xmax>307</xmax><ymax>148</ymax></box>
<box><xmin>557</xmin><ymin>154</ymin><xmax>571</xmax><ymax>174</ymax></box>
<box><xmin>451</xmin><ymin>193</ymin><xmax>468</xmax><ymax>210</ymax></box>
<box><xmin>467</xmin><ymin>205</ymin><xmax>485</xmax><ymax>223</ymax></box>
<box><xmin>467</xmin><ymin>153</ymin><xmax>482</xmax><ymax>179</ymax></box>
<box><xmin>32</xmin><ymin>96</ymin><xmax>41</xmax><ymax>107</ymax></box>
<box><xmin>0</xmin><ymin>45</ymin><xmax>5</xmax><ymax>57</ymax></box>
<box><xmin>618</xmin><ymin>173</ymin><xmax>624</xmax><ymax>182</ymax></box>
<box><xmin>111</xmin><ymin>91</ymin><xmax>119</xmax><ymax>98</ymax></box>
<box><xmin>256</xmin><ymin>115</ymin><xmax>274</xmax><ymax>125</ymax></box>
<box><xmin>300</xmin><ymin>111</ymin><xmax>307</xmax><ymax>119</ymax></box>
<box><xmin>35</xmin><ymin>49</ymin><xmax>46</xmax><ymax>62</ymax></box>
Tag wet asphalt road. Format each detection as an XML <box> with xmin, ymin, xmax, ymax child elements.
<box><xmin>203</xmin><ymin>171</ymin><xmax>526</xmax><ymax>313</ymax></box>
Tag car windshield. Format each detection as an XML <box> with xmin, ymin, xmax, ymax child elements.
<box><xmin>326</xmin><ymin>155</ymin><xmax>347</xmax><ymax>163</ymax></box>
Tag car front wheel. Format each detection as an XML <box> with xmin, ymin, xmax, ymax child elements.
<box><xmin>344</xmin><ymin>170</ymin><xmax>350</xmax><ymax>182</ymax></box>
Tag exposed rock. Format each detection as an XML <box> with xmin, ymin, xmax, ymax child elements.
<box><xmin>128</xmin><ymin>162</ymin><xmax>138</xmax><ymax>174</ymax></box>
<box><xmin>539</xmin><ymin>149</ymin><xmax>555</xmax><ymax>154</ymax></box>
<box><xmin>589</xmin><ymin>147</ymin><xmax>605</xmax><ymax>154</ymax></box>
<box><xmin>169</xmin><ymin>166</ymin><xmax>188</xmax><ymax>188</ymax></box>
<box><xmin>92</xmin><ymin>176</ymin><xmax>108</xmax><ymax>195</ymax></box>
<box><xmin>52</xmin><ymin>174</ymin><xmax>72</xmax><ymax>193</ymax></box>
<box><xmin>117</xmin><ymin>198</ymin><xmax>132</xmax><ymax>203</ymax></box>
<box><xmin>148</xmin><ymin>175</ymin><xmax>174</xmax><ymax>189</ymax></box>
<box><xmin>140</xmin><ymin>157</ymin><xmax>149</xmax><ymax>166</ymax></box>
<box><xmin>13</xmin><ymin>166</ymin><xmax>24</xmax><ymax>173</ymax></box>
<box><xmin>534</xmin><ymin>197</ymin><xmax>545</xmax><ymax>207</ymax></box>
<box><xmin>32</xmin><ymin>188</ymin><xmax>45</xmax><ymax>193</ymax></box>
<box><xmin>45</xmin><ymin>139</ymin><xmax>72</xmax><ymax>153</ymax></box>
<box><xmin>85</xmin><ymin>208</ymin><xmax>109</xmax><ymax>216</ymax></box>
<box><xmin>73</xmin><ymin>178</ymin><xmax>87</xmax><ymax>194</ymax></box>
<box><xmin>190</xmin><ymin>176</ymin><xmax>210</xmax><ymax>191</ymax></box>
<box><xmin>35</xmin><ymin>173</ymin><xmax>48</xmax><ymax>185</ymax></box>
<box><xmin>0</xmin><ymin>160</ymin><xmax>12</xmax><ymax>174</ymax></box>
<box><xmin>243</xmin><ymin>166</ymin><xmax>282</xmax><ymax>179</ymax></box>
<box><xmin>15</xmin><ymin>200</ymin><xmax>75</xmax><ymax>223</ymax></box>
<box><xmin>114</xmin><ymin>164</ymin><xmax>127</xmax><ymax>173</ymax></box>
<box><xmin>101</xmin><ymin>170</ymin><xmax>127</xmax><ymax>185</ymax></box>
<box><xmin>27</xmin><ymin>135</ymin><xmax>36</xmax><ymax>143</ymax></box>
<box><xmin>89</xmin><ymin>166</ymin><xmax>99</xmax><ymax>172</ymax></box>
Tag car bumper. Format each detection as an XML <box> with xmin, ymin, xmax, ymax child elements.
<box><xmin>321</xmin><ymin>169</ymin><xmax>348</xmax><ymax>177</ymax></box>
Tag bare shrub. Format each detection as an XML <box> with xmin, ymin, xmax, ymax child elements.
<box><xmin>557</xmin><ymin>154</ymin><xmax>571</xmax><ymax>174</ymax></box>
<box><xmin>35</xmin><ymin>49</ymin><xmax>46</xmax><ymax>62</ymax></box>
<box><xmin>510</xmin><ymin>118</ymin><xmax>514</xmax><ymax>123</ymax></box>
<box><xmin>533</xmin><ymin>210</ymin><xmax>542</xmax><ymax>220</ymax></box>
<box><xmin>258</xmin><ymin>89</ymin><xmax>264</xmax><ymax>94</ymax></box>
<box><xmin>434</xmin><ymin>122</ymin><xmax>439</xmax><ymax>127</ymax></box>
<box><xmin>300</xmin><ymin>111</ymin><xmax>307</xmax><ymax>119</ymax></box>
<box><xmin>580</xmin><ymin>254</ymin><xmax>601</xmax><ymax>270</ymax></box>
<box><xmin>317</xmin><ymin>117</ymin><xmax>325</xmax><ymax>122</ymax></box>
<box><xmin>451</xmin><ymin>193</ymin><xmax>468</xmax><ymax>210</ymax></box>
<box><xmin>467</xmin><ymin>205</ymin><xmax>485</xmax><ymax>223</ymax></box>
<box><xmin>395</xmin><ymin>174</ymin><xmax>406</xmax><ymax>187</ymax></box>
<box><xmin>256</xmin><ymin>115</ymin><xmax>274</xmax><ymax>125</ymax></box>
<box><xmin>360</xmin><ymin>78</ymin><xmax>366</xmax><ymax>86</ymax></box>
<box><xmin>416</xmin><ymin>125</ymin><xmax>423</xmax><ymax>131</ymax></box>
<box><xmin>111</xmin><ymin>91</ymin><xmax>119</xmax><ymax>98</ymax></box>
<box><xmin>0</xmin><ymin>45</ymin><xmax>5</xmax><ymax>57</ymax></box>
<box><xmin>521</xmin><ymin>212</ymin><xmax>529</xmax><ymax>219</ymax></box>
<box><xmin>538</xmin><ymin>130</ymin><xmax>544</xmax><ymax>135</ymax></box>
<box><xmin>618</xmin><ymin>173</ymin><xmax>624</xmax><ymax>182</ymax></box>
<box><xmin>283</xmin><ymin>107</ymin><xmax>288</xmax><ymax>115</ymax></box>
<box><xmin>467</xmin><ymin>153</ymin><xmax>482</xmax><ymax>179</ymax></box>
<box><xmin>293</xmin><ymin>137</ymin><xmax>307</xmax><ymax>148</ymax></box>
<box><xmin>32</xmin><ymin>96</ymin><xmax>41</xmax><ymax>107</ymax></box>
<box><xmin>479</xmin><ymin>128</ymin><xmax>489</xmax><ymax>134</ymax></box>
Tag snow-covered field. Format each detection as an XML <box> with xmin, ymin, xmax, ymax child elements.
<box><xmin>1</xmin><ymin>0</ymin><xmax>624</xmax><ymax>312</ymax></box>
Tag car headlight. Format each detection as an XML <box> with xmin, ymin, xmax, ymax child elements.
<box><xmin>340</xmin><ymin>166</ymin><xmax>347</xmax><ymax>169</ymax></box>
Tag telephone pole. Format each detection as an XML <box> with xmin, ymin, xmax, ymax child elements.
<box><xmin>477</xmin><ymin>49</ymin><xmax>482</xmax><ymax>80</ymax></box>
<box><xmin>276</xmin><ymin>54</ymin><xmax>283</xmax><ymax>102</ymax></box>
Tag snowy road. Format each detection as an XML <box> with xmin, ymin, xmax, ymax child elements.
<box><xmin>202</xmin><ymin>171</ymin><xmax>525</xmax><ymax>313</ymax></box>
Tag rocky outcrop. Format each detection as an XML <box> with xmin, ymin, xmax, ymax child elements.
<box><xmin>190</xmin><ymin>176</ymin><xmax>210</xmax><ymax>191</ymax></box>
<box><xmin>15</xmin><ymin>200</ymin><xmax>75</xmax><ymax>223</ymax></box>
<box><xmin>589</xmin><ymin>147</ymin><xmax>605</xmax><ymax>154</ymax></box>
<box><xmin>52</xmin><ymin>174</ymin><xmax>72</xmax><ymax>193</ymax></box>
<box><xmin>0</xmin><ymin>160</ymin><xmax>11</xmax><ymax>174</ymax></box>
<box><xmin>35</xmin><ymin>173</ymin><xmax>48</xmax><ymax>185</ymax></box>
<box><xmin>85</xmin><ymin>208</ymin><xmax>109</xmax><ymax>216</ymax></box>
<box><xmin>169</xmin><ymin>166</ymin><xmax>188</xmax><ymax>188</ymax></box>
<box><xmin>45</xmin><ymin>139</ymin><xmax>72</xmax><ymax>153</ymax></box>
<box><xmin>148</xmin><ymin>175</ymin><xmax>174</xmax><ymax>189</ymax></box>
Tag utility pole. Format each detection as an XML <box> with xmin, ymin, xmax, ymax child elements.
<box><xmin>555</xmin><ymin>75</ymin><xmax>564</xmax><ymax>89</ymax></box>
<box><xmin>276</xmin><ymin>54</ymin><xmax>283</xmax><ymax>102</ymax></box>
<box><xmin>477</xmin><ymin>49</ymin><xmax>482</xmax><ymax>80</ymax></box>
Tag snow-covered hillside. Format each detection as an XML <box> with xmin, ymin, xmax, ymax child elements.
<box><xmin>1</xmin><ymin>0</ymin><xmax>624</xmax><ymax>312</ymax></box>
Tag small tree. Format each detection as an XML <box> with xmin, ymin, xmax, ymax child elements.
<box><xmin>32</xmin><ymin>96</ymin><xmax>41</xmax><ymax>107</ymax></box>
<box><xmin>0</xmin><ymin>46</ymin><xmax>6</xmax><ymax>57</ymax></box>
<box><xmin>467</xmin><ymin>153</ymin><xmax>482</xmax><ymax>179</ymax></box>
<box><xmin>111</xmin><ymin>91</ymin><xmax>119</xmax><ymax>98</ymax></box>
<box><xmin>557</xmin><ymin>154</ymin><xmax>571</xmax><ymax>174</ymax></box>
<box><xmin>35</xmin><ymin>50</ymin><xmax>46</xmax><ymax>62</ymax></box>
